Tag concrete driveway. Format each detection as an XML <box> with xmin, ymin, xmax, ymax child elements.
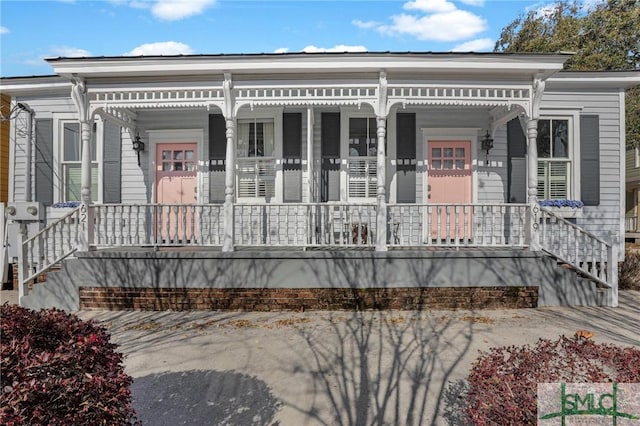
<box><xmin>73</xmin><ymin>291</ymin><xmax>640</xmax><ymax>426</ymax></box>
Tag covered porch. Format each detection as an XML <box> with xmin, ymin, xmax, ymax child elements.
<box><xmin>9</xmin><ymin>53</ymin><xmax>620</xmax><ymax>308</ymax></box>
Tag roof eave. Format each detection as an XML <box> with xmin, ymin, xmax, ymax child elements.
<box><xmin>45</xmin><ymin>52</ymin><xmax>569</xmax><ymax>80</ymax></box>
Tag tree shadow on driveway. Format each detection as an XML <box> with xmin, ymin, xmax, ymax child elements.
<box><xmin>131</xmin><ymin>370</ymin><xmax>281</xmax><ymax>426</ymax></box>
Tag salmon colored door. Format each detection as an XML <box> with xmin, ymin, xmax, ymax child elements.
<box><xmin>427</xmin><ymin>140</ymin><xmax>472</xmax><ymax>241</ymax></box>
<box><xmin>155</xmin><ymin>143</ymin><xmax>197</xmax><ymax>243</ymax></box>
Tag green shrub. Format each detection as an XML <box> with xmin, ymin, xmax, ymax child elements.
<box><xmin>0</xmin><ymin>304</ymin><xmax>140</xmax><ymax>425</ymax></box>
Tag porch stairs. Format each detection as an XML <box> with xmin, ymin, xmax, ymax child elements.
<box><xmin>17</xmin><ymin>207</ymin><xmax>82</xmax><ymax>302</ymax></box>
<box><xmin>537</xmin><ymin>207</ymin><xmax>617</xmax><ymax>305</ymax></box>
<box><xmin>18</xmin><ymin>205</ymin><xmax>618</xmax><ymax>309</ymax></box>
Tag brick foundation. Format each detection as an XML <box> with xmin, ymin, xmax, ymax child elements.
<box><xmin>79</xmin><ymin>286</ymin><xmax>538</xmax><ymax>311</ymax></box>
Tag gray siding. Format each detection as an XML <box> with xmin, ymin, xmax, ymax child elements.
<box><xmin>11</xmin><ymin>96</ymin><xmax>75</xmax><ymax>203</ymax></box>
<box><xmin>541</xmin><ymin>88</ymin><xmax>622</xmax><ymax>243</ymax></box>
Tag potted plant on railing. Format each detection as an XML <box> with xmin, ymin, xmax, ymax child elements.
<box><xmin>538</xmin><ymin>199</ymin><xmax>584</xmax><ymax>218</ymax></box>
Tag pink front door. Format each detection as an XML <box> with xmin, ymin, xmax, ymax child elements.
<box><xmin>427</xmin><ymin>140</ymin><xmax>472</xmax><ymax>240</ymax></box>
<box><xmin>155</xmin><ymin>143</ymin><xmax>197</xmax><ymax>242</ymax></box>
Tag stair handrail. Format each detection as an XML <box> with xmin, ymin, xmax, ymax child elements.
<box><xmin>18</xmin><ymin>206</ymin><xmax>82</xmax><ymax>294</ymax></box>
<box><xmin>537</xmin><ymin>207</ymin><xmax>616</xmax><ymax>299</ymax></box>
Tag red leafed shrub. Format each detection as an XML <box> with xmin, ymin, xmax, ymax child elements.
<box><xmin>466</xmin><ymin>336</ymin><xmax>640</xmax><ymax>425</ymax></box>
<box><xmin>0</xmin><ymin>304</ymin><xmax>140</xmax><ymax>425</ymax></box>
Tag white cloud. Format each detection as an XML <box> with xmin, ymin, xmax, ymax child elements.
<box><xmin>0</xmin><ymin>26</ymin><xmax>9</xmax><ymax>35</ymax></box>
<box><xmin>353</xmin><ymin>19</ymin><xmax>379</xmax><ymax>29</ymax></box>
<box><xmin>451</xmin><ymin>38</ymin><xmax>493</xmax><ymax>52</ymax></box>
<box><xmin>302</xmin><ymin>45</ymin><xmax>367</xmax><ymax>53</ymax></box>
<box><xmin>274</xmin><ymin>47</ymin><xmax>289</xmax><ymax>54</ymax></box>
<box><xmin>379</xmin><ymin>11</ymin><xmax>486</xmax><ymax>42</ymax></box>
<box><xmin>459</xmin><ymin>0</ymin><xmax>484</xmax><ymax>6</ymax></box>
<box><xmin>49</xmin><ymin>46</ymin><xmax>92</xmax><ymax>57</ymax></box>
<box><xmin>356</xmin><ymin>0</ymin><xmax>487</xmax><ymax>42</ymax></box>
<box><xmin>403</xmin><ymin>0</ymin><xmax>456</xmax><ymax>13</ymax></box>
<box><xmin>125</xmin><ymin>41</ymin><xmax>194</xmax><ymax>56</ymax></box>
<box><xmin>151</xmin><ymin>0</ymin><xmax>216</xmax><ymax>21</ymax></box>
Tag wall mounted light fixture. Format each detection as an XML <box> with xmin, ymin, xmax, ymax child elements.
<box><xmin>481</xmin><ymin>130</ymin><xmax>494</xmax><ymax>162</ymax></box>
<box><xmin>132</xmin><ymin>133</ymin><xmax>145</xmax><ymax>166</ymax></box>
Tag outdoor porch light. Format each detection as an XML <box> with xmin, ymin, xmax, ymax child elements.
<box><xmin>481</xmin><ymin>130</ymin><xmax>494</xmax><ymax>161</ymax></box>
<box><xmin>132</xmin><ymin>133</ymin><xmax>145</xmax><ymax>166</ymax></box>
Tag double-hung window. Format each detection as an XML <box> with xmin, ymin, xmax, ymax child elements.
<box><xmin>61</xmin><ymin>122</ymin><xmax>98</xmax><ymax>202</ymax></box>
<box><xmin>347</xmin><ymin>117</ymin><xmax>377</xmax><ymax>199</ymax></box>
<box><xmin>236</xmin><ymin>119</ymin><xmax>275</xmax><ymax>199</ymax></box>
<box><xmin>537</xmin><ymin>118</ymin><xmax>570</xmax><ymax>199</ymax></box>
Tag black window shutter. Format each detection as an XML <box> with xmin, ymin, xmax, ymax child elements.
<box><xmin>321</xmin><ymin>112</ymin><xmax>340</xmax><ymax>202</ymax></box>
<box><xmin>321</xmin><ymin>112</ymin><xmax>340</xmax><ymax>158</ymax></box>
<box><xmin>396</xmin><ymin>113</ymin><xmax>416</xmax><ymax>160</ymax></box>
<box><xmin>283</xmin><ymin>113</ymin><xmax>303</xmax><ymax>202</ymax></box>
<box><xmin>506</xmin><ymin>118</ymin><xmax>527</xmax><ymax>202</ymax></box>
<box><xmin>507</xmin><ymin>118</ymin><xmax>526</xmax><ymax>157</ymax></box>
<box><xmin>580</xmin><ymin>115</ymin><xmax>600</xmax><ymax>206</ymax></box>
<box><xmin>34</xmin><ymin>118</ymin><xmax>53</xmax><ymax>206</ymax></box>
<box><xmin>283</xmin><ymin>113</ymin><xmax>302</xmax><ymax>158</ymax></box>
<box><xmin>208</xmin><ymin>114</ymin><xmax>226</xmax><ymax>171</ymax></box>
<box><xmin>102</xmin><ymin>121</ymin><xmax>121</xmax><ymax>203</ymax></box>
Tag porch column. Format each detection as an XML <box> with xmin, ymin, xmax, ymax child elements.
<box><xmin>222</xmin><ymin>118</ymin><xmax>235</xmax><ymax>252</ymax></box>
<box><xmin>376</xmin><ymin>116</ymin><xmax>387</xmax><ymax>251</ymax></box>
<box><xmin>71</xmin><ymin>78</ymin><xmax>94</xmax><ymax>251</ymax></box>
<box><xmin>306</xmin><ymin>106</ymin><xmax>314</xmax><ymax>202</ymax></box>
<box><xmin>526</xmin><ymin>118</ymin><xmax>541</xmax><ymax>251</ymax></box>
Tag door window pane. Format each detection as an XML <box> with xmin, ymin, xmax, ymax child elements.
<box><xmin>432</xmin><ymin>148</ymin><xmax>441</xmax><ymax>158</ymax></box>
<box><xmin>444</xmin><ymin>160</ymin><xmax>454</xmax><ymax>169</ymax></box>
<box><xmin>455</xmin><ymin>148</ymin><xmax>465</xmax><ymax>157</ymax></box>
<box><xmin>443</xmin><ymin>148</ymin><xmax>453</xmax><ymax>158</ymax></box>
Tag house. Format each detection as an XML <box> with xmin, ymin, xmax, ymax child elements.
<box><xmin>1</xmin><ymin>92</ymin><xmax>11</xmax><ymax>286</ymax></box>
<box><xmin>1</xmin><ymin>52</ymin><xmax>638</xmax><ymax>311</ymax></box>
<box><xmin>626</xmin><ymin>145</ymin><xmax>640</xmax><ymax>241</ymax></box>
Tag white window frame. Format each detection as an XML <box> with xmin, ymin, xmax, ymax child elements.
<box><xmin>235</xmin><ymin>109</ymin><xmax>282</xmax><ymax>203</ymax></box>
<box><xmin>535</xmin><ymin>112</ymin><xmax>579</xmax><ymax>200</ymax></box>
<box><xmin>52</xmin><ymin>113</ymin><xmax>102</xmax><ymax>203</ymax></box>
<box><xmin>340</xmin><ymin>109</ymin><xmax>382</xmax><ymax>203</ymax></box>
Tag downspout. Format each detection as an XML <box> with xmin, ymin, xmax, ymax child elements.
<box><xmin>17</xmin><ymin>103</ymin><xmax>34</xmax><ymax>202</ymax></box>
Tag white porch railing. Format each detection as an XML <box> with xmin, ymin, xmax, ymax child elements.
<box><xmin>626</xmin><ymin>215</ymin><xmax>638</xmax><ymax>233</ymax></box>
<box><xmin>20</xmin><ymin>206</ymin><xmax>82</xmax><ymax>284</ymax></box>
<box><xmin>234</xmin><ymin>203</ymin><xmax>377</xmax><ymax>247</ymax></box>
<box><xmin>17</xmin><ymin>202</ymin><xmax>618</xmax><ymax>303</ymax></box>
<box><xmin>538</xmin><ymin>207</ymin><xmax>614</xmax><ymax>288</ymax></box>
<box><xmin>93</xmin><ymin>204</ymin><xmax>224</xmax><ymax>247</ymax></box>
<box><xmin>387</xmin><ymin>203</ymin><xmax>529</xmax><ymax>248</ymax></box>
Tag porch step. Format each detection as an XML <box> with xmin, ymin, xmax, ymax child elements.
<box><xmin>556</xmin><ymin>260</ymin><xmax>610</xmax><ymax>289</ymax></box>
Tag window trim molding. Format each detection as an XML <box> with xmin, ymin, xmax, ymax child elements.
<box><xmin>341</xmin><ymin>107</ymin><xmax>381</xmax><ymax>203</ymax></box>
<box><xmin>52</xmin><ymin>112</ymin><xmax>102</xmax><ymax>204</ymax></box>
<box><xmin>235</xmin><ymin>107</ymin><xmax>283</xmax><ymax>203</ymax></box>
<box><xmin>536</xmin><ymin>109</ymin><xmax>581</xmax><ymax>200</ymax></box>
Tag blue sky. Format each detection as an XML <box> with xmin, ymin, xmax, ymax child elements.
<box><xmin>0</xmin><ymin>0</ymin><xmax>593</xmax><ymax>77</ymax></box>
